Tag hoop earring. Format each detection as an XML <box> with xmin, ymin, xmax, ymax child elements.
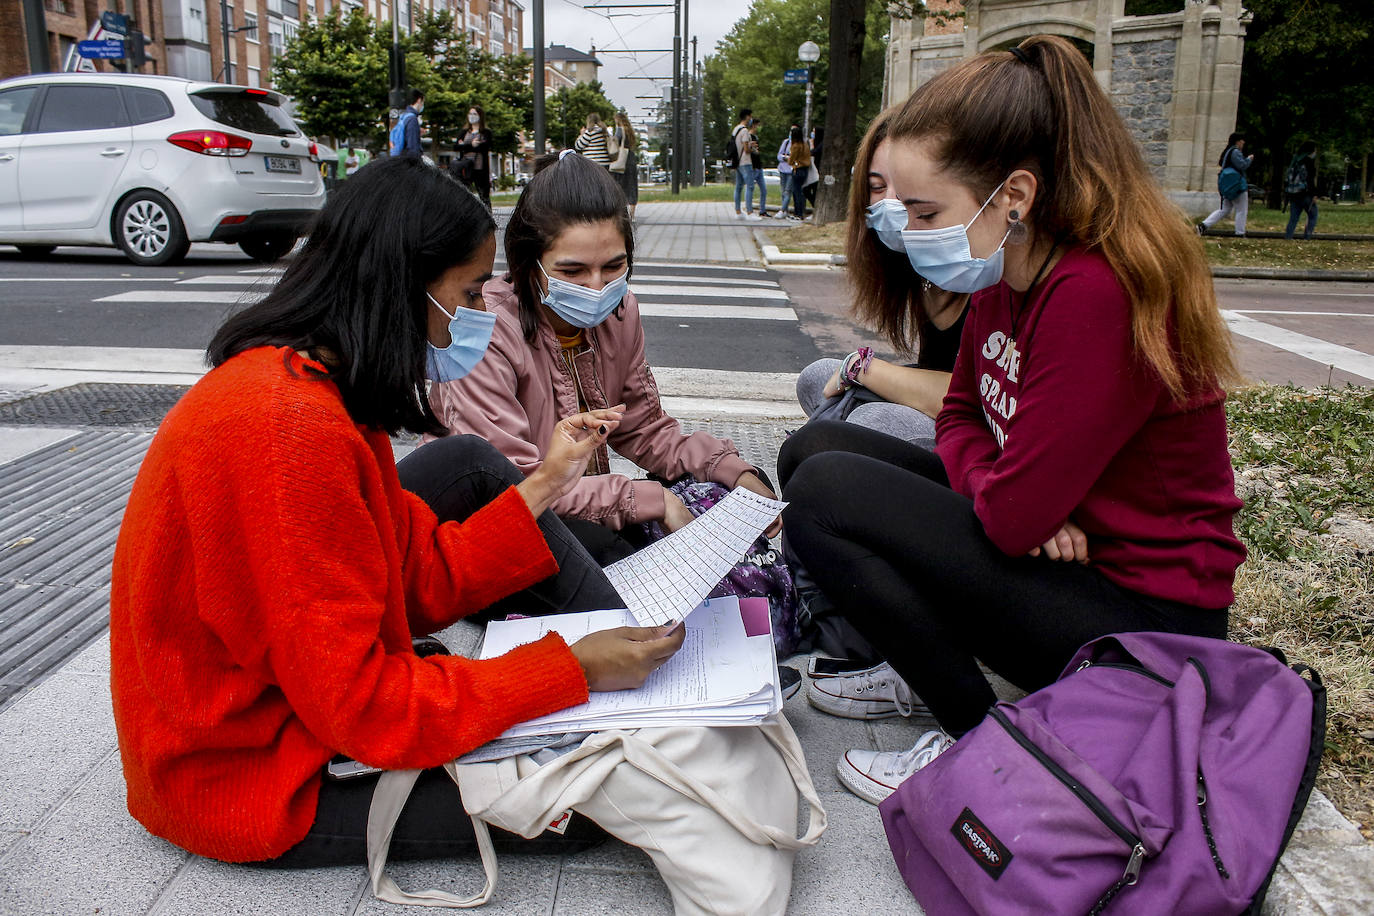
<box><xmin>1006</xmin><ymin>209</ymin><xmax>1029</xmax><ymax>246</ymax></box>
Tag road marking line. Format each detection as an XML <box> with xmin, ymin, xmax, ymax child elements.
<box><xmin>631</xmin><ymin>285</ymin><xmax>787</xmax><ymax>300</ymax></box>
<box><xmin>0</xmin><ymin>277</ymin><xmax>179</xmax><ymax>283</ymax></box>
<box><xmin>638</xmin><ymin>304</ymin><xmax>797</xmax><ymax>321</ymax></box>
<box><xmin>631</xmin><ymin>276</ymin><xmax>781</xmax><ymax>288</ymax></box>
<box><xmin>1221</xmin><ymin>310</ymin><xmax>1374</xmax><ymax>381</ymax></box>
<box><xmin>1231</xmin><ymin>310</ymin><xmax>1374</xmax><ymax>318</ymax></box>
<box><xmin>93</xmin><ymin>290</ymin><xmax>260</xmax><ymax>303</ymax></box>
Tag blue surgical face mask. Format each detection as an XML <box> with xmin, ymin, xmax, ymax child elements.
<box><xmin>865</xmin><ymin>198</ymin><xmax>908</xmax><ymax>252</ymax></box>
<box><xmin>538</xmin><ymin>262</ymin><xmax>629</xmax><ymax>329</ymax></box>
<box><xmin>899</xmin><ymin>179</ymin><xmax>1011</xmax><ymax>294</ymax></box>
<box><xmin>425</xmin><ymin>292</ymin><xmax>496</xmax><ymax>382</ymax></box>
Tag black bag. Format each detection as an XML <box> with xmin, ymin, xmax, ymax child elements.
<box><xmin>450</xmin><ymin>157</ymin><xmax>475</xmax><ymax>184</ymax></box>
<box><xmin>725</xmin><ymin>132</ymin><xmax>739</xmax><ymax>169</ymax></box>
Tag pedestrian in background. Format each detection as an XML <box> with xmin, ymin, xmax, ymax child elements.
<box><xmin>1284</xmin><ymin>141</ymin><xmax>1319</xmax><ymax>240</ymax></box>
<box><xmin>344</xmin><ymin>146</ymin><xmax>360</xmax><ymax>178</ymax></box>
<box><xmin>391</xmin><ymin>90</ymin><xmax>424</xmax><ymax>159</ymax></box>
<box><xmin>574</xmin><ymin>113</ymin><xmax>613</xmax><ymax>167</ymax></box>
<box><xmin>750</xmin><ymin>117</ymin><xmax>769</xmax><ymax>218</ymax></box>
<box><xmin>804</xmin><ymin>127</ymin><xmax>824</xmax><ymax>213</ymax></box>
<box><xmin>452</xmin><ymin>105</ymin><xmax>493</xmax><ymax>208</ymax></box>
<box><xmin>775</xmin><ymin>125</ymin><xmax>797</xmax><ymax>219</ymax></box>
<box><xmin>611</xmin><ymin>111</ymin><xmax>639</xmax><ymax>221</ymax></box>
<box><xmin>1199</xmin><ymin>132</ymin><xmax>1252</xmax><ymax>237</ymax></box>
<box><xmin>732</xmin><ymin>109</ymin><xmax>758</xmax><ymax>219</ymax></box>
<box><xmin>786</xmin><ymin>126</ymin><xmax>811</xmax><ymax>222</ymax></box>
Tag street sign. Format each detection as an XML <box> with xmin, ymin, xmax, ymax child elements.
<box><xmin>78</xmin><ymin>39</ymin><xmax>126</xmax><ymax>60</ymax></box>
<box><xmin>99</xmin><ymin>11</ymin><xmax>129</xmax><ymax>35</ymax></box>
<box><xmin>783</xmin><ymin>69</ymin><xmax>808</xmax><ymax>85</ymax></box>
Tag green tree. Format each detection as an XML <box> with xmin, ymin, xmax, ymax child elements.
<box><xmin>545</xmin><ymin>81</ymin><xmax>618</xmax><ymax>151</ymax></box>
<box><xmin>1237</xmin><ymin>0</ymin><xmax>1374</xmax><ymax>207</ymax></box>
<box><xmin>271</xmin><ymin>9</ymin><xmax>390</xmax><ymax>148</ymax></box>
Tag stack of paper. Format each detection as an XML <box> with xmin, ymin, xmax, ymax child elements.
<box><xmin>605</xmin><ymin>487</ymin><xmax>788</xmax><ymax>627</ymax></box>
<box><xmin>479</xmin><ymin>596</ymin><xmax>780</xmax><ymax>740</ymax></box>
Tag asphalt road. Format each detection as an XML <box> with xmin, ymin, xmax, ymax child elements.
<box><xmin>2</xmin><ymin>244</ymin><xmax>1371</xmax><ymax>387</ymax></box>
<box><xmin>0</xmin><ymin>244</ymin><xmax>821</xmax><ymax>374</ymax></box>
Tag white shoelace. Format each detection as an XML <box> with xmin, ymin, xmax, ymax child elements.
<box><xmin>880</xmin><ymin>730</ymin><xmax>954</xmax><ymax>777</ymax></box>
<box><xmin>852</xmin><ymin>667</ymin><xmax>917</xmax><ymax>717</ymax></box>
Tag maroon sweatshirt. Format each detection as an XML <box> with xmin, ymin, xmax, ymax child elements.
<box><xmin>936</xmin><ymin>247</ymin><xmax>1245</xmax><ymax>609</ymax></box>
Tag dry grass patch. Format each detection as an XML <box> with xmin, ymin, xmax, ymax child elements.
<box><xmin>1204</xmin><ymin>237</ymin><xmax>1374</xmax><ymax>270</ymax></box>
<box><xmin>768</xmin><ymin>222</ymin><xmax>848</xmax><ymax>254</ymax></box>
<box><xmin>1227</xmin><ymin>385</ymin><xmax>1374</xmax><ymax>839</ymax></box>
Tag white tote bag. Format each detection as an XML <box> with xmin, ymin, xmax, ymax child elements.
<box><xmin>367</xmin><ymin>717</ymin><xmax>826</xmax><ymax>915</ymax></box>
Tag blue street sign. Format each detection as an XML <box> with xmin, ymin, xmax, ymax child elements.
<box><xmin>783</xmin><ymin>69</ymin><xmax>809</xmax><ymax>85</ymax></box>
<box><xmin>78</xmin><ymin>39</ymin><xmax>126</xmax><ymax>60</ymax></box>
<box><xmin>100</xmin><ymin>11</ymin><xmax>130</xmax><ymax>34</ymax></box>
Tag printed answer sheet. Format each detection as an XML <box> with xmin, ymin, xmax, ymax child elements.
<box><xmin>479</xmin><ymin>597</ymin><xmax>778</xmax><ymax>739</ymax></box>
<box><xmin>604</xmin><ymin>487</ymin><xmax>787</xmax><ymax>627</ymax></box>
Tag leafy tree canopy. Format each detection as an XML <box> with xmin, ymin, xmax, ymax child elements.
<box><xmin>544</xmin><ymin>81</ymin><xmax>619</xmax><ymax>151</ymax></box>
<box><xmin>273</xmin><ymin>9</ymin><xmax>533</xmax><ymax>155</ymax></box>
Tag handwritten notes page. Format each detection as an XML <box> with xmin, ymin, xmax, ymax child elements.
<box><xmin>479</xmin><ymin>596</ymin><xmax>779</xmax><ymax>740</ymax></box>
<box><xmin>604</xmin><ymin>487</ymin><xmax>787</xmax><ymax>627</ymax></box>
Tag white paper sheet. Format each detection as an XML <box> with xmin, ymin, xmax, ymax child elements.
<box><xmin>479</xmin><ymin>597</ymin><xmax>779</xmax><ymax>739</ymax></box>
<box><xmin>604</xmin><ymin>487</ymin><xmax>787</xmax><ymax>627</ymax></box>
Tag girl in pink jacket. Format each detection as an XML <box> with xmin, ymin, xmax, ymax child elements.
<box><xmin>427</xmin><ymin>151</ymin><xmax>779</xmax><ymax>561</ymax></box>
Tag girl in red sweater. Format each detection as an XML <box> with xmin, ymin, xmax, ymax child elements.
<box><xmin>111</xmin><ymin>157</ymin><xmax>684</xmax><ymax>866</ymax></box>
<box><xmin>779</xmin><ymin>36</ymin><xmax>1246</xmax><ymax>806</ymax></box>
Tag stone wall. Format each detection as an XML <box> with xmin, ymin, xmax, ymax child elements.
<box><xmin>1111</xmin><ymin>38</ymin><xmax>1177</xmax><ymax>181</ymax></box>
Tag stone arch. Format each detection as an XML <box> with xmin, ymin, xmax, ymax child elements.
<box><xmin>976</xmin><ymin>19</ymin><xmax>1097</xmax><ymax>58</ymax></box>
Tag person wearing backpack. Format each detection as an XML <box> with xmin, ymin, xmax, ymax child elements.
<box><xmin>1199</xmin><ymin>131</ymin><xmax>1252</xmax><ymax>236</ymax></box>
<box><xmin>780</xmin><ymin>36</ymin><xmax>1245</xmax><ymax>805</ymax></box>
<box><xmin>390</xmin><ymin>90</ymin><xmax>424</xmax><ymax>159</ymax></box>
<box><xmin>1285</xmin><ymin>140</ymin><xmax>1319</xmax><ymax>240</ymax></box>
<box><xmin>731</xmin><ymin>108</ymin><xmax>759</xmax><ymax>219</ymax></box>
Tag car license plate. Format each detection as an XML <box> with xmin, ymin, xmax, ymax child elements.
<box><xmin>264</xmin><ymin>156</ymin><xmax>300</xmax><ymax>174</ymax></box>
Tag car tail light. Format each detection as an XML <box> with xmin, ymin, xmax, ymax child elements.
<box><xmin>167</xmin><ymin>130</ymin><xmax>253</xmax><ymax>157</ymax></box>
<box><xmin>308</xmin><ymin>141</ymin><xmax>320</xmax><ymax>163</ymax></box>
<box><xmin>217</xmin><ymin>215</ymin><xmax>249</xmax><ymax>227</ymax></box>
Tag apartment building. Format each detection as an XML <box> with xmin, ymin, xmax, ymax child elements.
<box><xmin>5</xmin><ymin>0</ymin><xmax>524</xmax><ymax>90</ymax></box>
<box><xmin>5</xmin><ymin>0</ymin><xmax>168</xmax><ymax>80</ymax></box>
<box><xmin>525</xmin><ymin>42</ymin><xmax>600</xmax><ymax>95</ymax></box>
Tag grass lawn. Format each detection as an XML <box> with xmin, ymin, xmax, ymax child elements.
<box><xmin>1227</xmin><ymin>385</ymin><xmax>1374</xmax><ymax>839</ymax></box>
<box><xmin>1242</xmin><ymin>201</ymin><xmax>1374</xmax><ymax>234</ymax></box>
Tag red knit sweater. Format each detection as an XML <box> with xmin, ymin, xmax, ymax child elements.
<box><xmin>110</xmin><ymin>347</ymin><xmax>589</xmax><ymax>863</ymax></box>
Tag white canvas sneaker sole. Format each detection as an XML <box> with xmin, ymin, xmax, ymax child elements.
<box><xmin>836</xmin><ymin>751</ymin><xmax>901</xmax><ymax>805</ymax></box>
<box><xmin>807</xmin><ymin>677</ymin><xmax>930</xmax><ymax>720</ymax></box>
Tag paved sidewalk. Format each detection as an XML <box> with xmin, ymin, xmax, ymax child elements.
<box><xmin>630</xmin><ymin>202</ymin><xmax>762</xmax><ymax>263</ymax></box>
<box><xmin>1</xmin><ymin>393</ymin><xmax>1373</xmax><ymax>913</ymax></box>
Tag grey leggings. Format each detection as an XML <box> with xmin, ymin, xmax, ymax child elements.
<box><xmin>796</xmin><ymin>358</ymin><xmax>937</xmax><ymax>447</ymax></box>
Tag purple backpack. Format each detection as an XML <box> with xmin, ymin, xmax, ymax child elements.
<box><xmin>879</xmin><ymin>632</ymin><xmax>1325</xmax><ymax>915</ymax></box>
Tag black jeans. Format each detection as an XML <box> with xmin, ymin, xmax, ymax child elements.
<box><xmin>261</xmin><ymin>435</ymin><xmax>618</xmax><ymax>867</ymax></box>
<box><xmin>780</xmin><ymin>421</ymin><xmax>1228</xmax><ymax>738</ymax></box>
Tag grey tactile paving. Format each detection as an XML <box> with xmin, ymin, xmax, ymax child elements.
<box><xmin>0</xmin><ymin>383</ymin><xmax>189</xmax><ymax>428</ymax></box>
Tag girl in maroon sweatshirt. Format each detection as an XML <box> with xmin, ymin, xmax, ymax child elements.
<box><xmin>780</xmin><ymin>35</ymin><xmax>1246</xmax><ymax>807</ymax></box>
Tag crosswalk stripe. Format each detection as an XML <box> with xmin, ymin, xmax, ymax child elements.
<box><xmin>639</xmin><ymin>304</ymin><xmax>797</xmax><ymax>321</ymax></box>
<box><xmin>631</xmin><ymin>285</ymin><xmax>787</xmax><ymax>300</ymax></box>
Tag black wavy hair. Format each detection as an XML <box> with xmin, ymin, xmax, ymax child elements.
<box><xmin>206</xmin><ymin>156</ymin><xmax>494</xmax><ymax>436</ymax></box>
<box><xmin>504</xmin><ymin>151</ymin><xmax>633</xmax><ymax>343</ymax></box>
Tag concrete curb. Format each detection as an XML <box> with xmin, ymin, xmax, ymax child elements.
<box><xmin>1201</xmin><ymin>229</ymin><xmax>1374</xmax><ymax>242</ymax></box>
<box><xmin>1211</xmin><ymin>266</ymin><xmax>1374</xmax><ymax>282</ymax></box>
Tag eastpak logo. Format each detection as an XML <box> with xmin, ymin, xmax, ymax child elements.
<box><xmin>951</xmin><ymin>807</ymin><xmax>1013</xmax><ymax>880</ymax></box>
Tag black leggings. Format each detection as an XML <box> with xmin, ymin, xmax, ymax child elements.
<box><xmin>779</xmin><ymin>421</ymin><xmax>1229</xmax><ymax>738</ymax></box>
<box><xmin>261</xmin><ymin>435</ymin><xmax>618</xmax><ymax>867</ymax></box>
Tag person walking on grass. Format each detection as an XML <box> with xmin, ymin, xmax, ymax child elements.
<box><xmin>732</xmin><ymin>109</ymin><xmax>758</xmax><ymax>219</ymax></box>
<box><xmin>775</xmin><ymin>124</ymin><xmax>798</xmax><ymax>219</ymax></box>
<box><xmin>1199</xmin><ymin>132</ymin><xmax>1253</xmax><ymax>237</ymax></box>
<box><xmin>1285</xmin><ymin>141</ymin><xmax>1319</xmax><ymax>240</ymax></box>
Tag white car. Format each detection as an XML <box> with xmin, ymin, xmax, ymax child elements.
<box><xmin>0</xmin><ymin>72</ymin><xmax>325</xmax><ymax>266</ymax></box>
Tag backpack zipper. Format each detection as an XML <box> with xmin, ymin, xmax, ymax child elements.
<box><xmin>989</xmin><ymin>708</ymin><xmax>1148</xmax><ymax>896</ymax></box>
<box><xmin>1075</xmin><ymin>659</ymin><xmax>1175</xmax><ymax>688</ymax></box>
<box><xmin>1196</xmin><ymin>772</ymin><xmax>1232</xmax><ymax>879</ymax></box>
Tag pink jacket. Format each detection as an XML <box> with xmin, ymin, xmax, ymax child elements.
<box><xmin>426</xmin><ymin>277</ymin><xmax>754</xmax><ymax>530</ymax></box>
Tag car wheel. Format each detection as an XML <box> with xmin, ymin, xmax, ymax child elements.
<box><xmin>115</xmin><ymin>191</ymin><xmax>189</xmax><ymax>267</ymax></box>
<box><xmin>14</xmin><ymin>245</ymin><xmax>56</xmax><ymax>258</ymax></box>
<box><xmin>238</xmin><ymin>233</ymin><xmax>298</xmax><ymax>263</ymax></box>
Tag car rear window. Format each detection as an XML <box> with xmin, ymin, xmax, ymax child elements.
<box><xmin>189</xmin><ymin>91</ymin><xmax>297</xmax><ymax>137</ymax></box>
<box><xmin>0</xmin><ymin>86</ymin><xmax>39</xmax><ymax>136</ymax></box>
<box><xmin>123</xmin><ymin>87</ymin><xmax>174</xmax><ymax>125</ymax></box>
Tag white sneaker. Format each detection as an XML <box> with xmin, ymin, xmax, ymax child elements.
<box><xmin>837</xmin><ymin>730</ymin><xmax>954</xmax><ymax>805</ymax></box>
<box><xmin>745</xmin><ymin>212</ymin><xmax>762</xmax><ymax>221</ymax></box>
<box><xmin>808</xmin><ymin>661</ymin><xmax>928</xmax><ymax>720</ymax></box>
<box><xmin>772</xmin><ymin>210</ymin><xmax>788</xmax><ymax>220</ymax></box>
<box><xmin>734</xmin><ymin>211</ymin><xmax>745</xmax><ymax>219</ymax></box>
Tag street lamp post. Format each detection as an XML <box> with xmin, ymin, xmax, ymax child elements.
<box><xmin>798</xmin><ymin>40</ymin><xmax>820</xmax><ymax>140</ymax></box>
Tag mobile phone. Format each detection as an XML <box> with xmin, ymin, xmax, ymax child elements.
<box><xmin>326</xmin><ymin>755</ymin><xmax>383</xmax><ymax>781</ymax></box>
<box><xmin>807</xmin><ymin>656</ymin><xmax>874</xmax><ymax>678</ymax></box>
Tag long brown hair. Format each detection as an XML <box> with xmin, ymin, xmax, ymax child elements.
<box><xmin>887</xmin><ymin>35</ymin><xmax>1238</xmax><ymax>398</ymax></box>
<box><xmin>614</xmin><ymin>111</ymin><xmax>637</xmax><ymax>151</ymax></box>
<box><xmin>845</xmin><ymin>108</ymin><xmax>926</xmax><ymax>354</ymax></box>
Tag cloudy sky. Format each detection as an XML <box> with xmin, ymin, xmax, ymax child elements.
<box><xmin>521</xmin><ymin>0</ymin><xmax>748</xmax><ymax>128</ymax></box>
